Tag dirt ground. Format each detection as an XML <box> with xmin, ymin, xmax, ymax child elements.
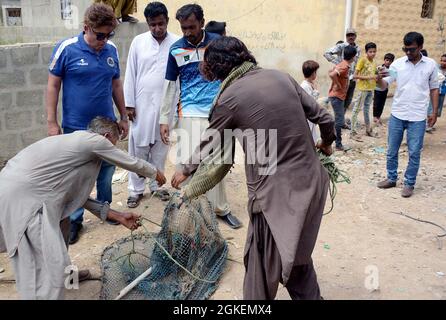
<box><xmin>1</xmin><ymin>98</ymin><xmax>446</xmax><ymax>300</ymax></box>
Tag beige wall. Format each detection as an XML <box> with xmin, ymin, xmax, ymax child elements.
<box><xmin>354</xmin><ymin>0</ymin><xmax>446</xmax><ymax>63</ymax></box>
<box><xmin>135</xmin><ymin>0</ymin><xmax>348</xmax><ymax>94</ymax></box>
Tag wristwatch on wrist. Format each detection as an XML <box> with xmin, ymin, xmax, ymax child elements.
<box><xmin>120</xmin><ymin>115</ymin><xmax>128</xmax><ymax>121</ymax></box>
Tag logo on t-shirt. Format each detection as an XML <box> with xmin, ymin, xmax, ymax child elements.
<box><xmin>107</xmin><ymin>57</ymin><xmax>115</xmax><ymax>68</ymax></box>
<box><xmin>77</xmin><ymin>58</ymin><xmax>88</xmax><ymax>66</ymax></box>
<box><xmin>184</xmin><ymin>55</ymin><xmax>190</xmax><ymax>62</ymax></box>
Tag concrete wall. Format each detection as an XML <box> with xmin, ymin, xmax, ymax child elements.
<box><xmin>20</xmin><ymin>0</ymin><xmax>91</xmax><ymax>28</ymax></box>
<box><xmin>0</xmin><ymin>42</ymin><xmax>53</xmax><ymax>166</ymax></box>
<box><xmin>0</xmin><ymin>0</ymin><xmax>91</xmax><ymax>44</ymax></box>
<box><xmin>354</xmin><ymin>0</ymin><xmax>446</xmax><ymax>62</ymax></box>
<box><xmin>2</xmin><ymin>0</ymin><xmax>348</xmax><ymax>91</ymax></box>
<box><xmin>135</xmin><ymin>0</ymin><xmax>347</xmax><ymax>92</ymax></box>
<box><xmin>0</xmin><ymin>23</ymin><xmax>146</xmax><ymax>166</ymax></box>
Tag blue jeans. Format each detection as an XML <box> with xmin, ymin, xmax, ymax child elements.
<box><xmin>427</xmin><ymin>94</ymin><xmax>445</xmax><ymax>117</ymax></box>
<box><xmin>386</xmin><ymin>115</ymin><xmax>426</xmax><ymax>187</ymax></box>
<box><xmin>329</xmin><ymin>97</ymin><xmax>345</xmax><ymax>148</ymax></box>
<box><xmin>64</xmin><ymin>127</ymin><xmax>116</xmax><ymax>226</ymax></box>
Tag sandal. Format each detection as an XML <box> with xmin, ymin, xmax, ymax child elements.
<box><xmin>152</xmin><ymin>189</ymin><xmax>170</xmax><ymax>202</ymax></box>
<box><xmin>127</xmin><ymin>194</ymin><xmax>143</xmax><ymax>208</ymax></box>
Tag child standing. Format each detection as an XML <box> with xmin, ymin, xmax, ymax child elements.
<box><xmin>373</xmin><ymin>53</ymin><xmax>395</xmax><ymax>125</ymax></box>
<box><xmin>328</xmin><ymin>45</ymin><xmax>358</xmax><ymax>151</ymax></box>
<box><xmin>350</xmin><ymin>42</ymin><xmax>378</xmax><ymax>141</ymax></box>
<box><xmin>301</xmin><ymin>60</ymin><xmax>321</xmax><ymax>144</ymax></box>
<box><xmin>438</xmin><ymin>54</ymin><xmax>446</xmax><ymax>119</ymax></box>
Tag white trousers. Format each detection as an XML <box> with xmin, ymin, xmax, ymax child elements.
<box><xmin>127</xmin><ymin>133</ymin><xmax>169</xmax><ymax>197</ymax></box>
<box><xmin>174</xmin><ymin>117</ymin><xmax>230</xmax><ymax>215</ymax></box>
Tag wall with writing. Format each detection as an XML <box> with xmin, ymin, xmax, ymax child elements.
<box><xmin>137</xmin><ymin>0</ymin><xmax>347</xmax><ymax>97</ymax></box>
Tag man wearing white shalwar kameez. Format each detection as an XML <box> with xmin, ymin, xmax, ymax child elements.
<box><xmin>0</xmin><ymin>117</ymin><xmax>166</xmax><ymax>299</ymax></box>
<box><xmin>124</xmin><ymin>2</ymin><xmax>180</xmax><ymax>207</ymax></box>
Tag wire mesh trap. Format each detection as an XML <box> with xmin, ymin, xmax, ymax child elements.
<box><xmin>100</xmin><ymin>193</ymin><xmax>228</xmax><ymax>300</ymax></box>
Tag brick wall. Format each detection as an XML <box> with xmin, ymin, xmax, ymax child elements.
<box><xmin>0</xmin><ymin>23</ymin><xmax>147</xmax><ymax>167</ymax></box>
<box><xmin>354</xmin><ymin>0</ymin><xmax>446</xmax><ymax>61</ymax></box>
<box><xmin>0</xmin><ymin>43</ymin><xmax>52</xmax><ymax>166</ymax></box>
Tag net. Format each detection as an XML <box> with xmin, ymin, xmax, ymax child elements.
<box><xmin>100</xmin><ymin>193</ymin><xmax>228</xmax><ymax>300</ymax></box>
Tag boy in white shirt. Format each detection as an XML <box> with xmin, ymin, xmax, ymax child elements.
<box><xmin>301</xmin><ymin>60</ymin><xmax>321</xmax><ymax>144</ymax></box>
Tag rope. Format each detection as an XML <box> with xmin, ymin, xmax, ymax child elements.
<box><xmin>318</xmin><ymin>150</ymin><xmax>351</xmax><ymax>215</ymax></box>
<box><xmin>391</xmin><ymin>211</ymin><xmax>446</xmax><ymax>237</ymax></box>
<box><xmin>139</xmin><ymin>219</ymin><xmax>218</xmax><ymax>284</ymax></box>
<box><xmin>113</xmin><ymin>217</ymin><xmax>219</xmax><ymax>284</ymax></box>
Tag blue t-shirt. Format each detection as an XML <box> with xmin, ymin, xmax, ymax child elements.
<box><xmin>49</xmin><ymin>33</ymin><xmax>120</xmax><ymax>130</ymax></box>
<box><xmin>165</xmin><ymin>31</ymin><xmax>221</xmax><ymax>118</ymax></box>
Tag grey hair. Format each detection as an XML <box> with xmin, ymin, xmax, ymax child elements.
<box><xmin>87</xmin><ymin>116</ymin><xmax>120</xmax><ymax>139</ymax></box>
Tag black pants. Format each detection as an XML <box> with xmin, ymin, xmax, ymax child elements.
<box><xmin>373</xmin><ymin>89</ymin><xmax>388</xmax><ymax>119</ymax></box>
<box><xmin>344</xmin><ymin>79</ymin><xmax>356</xmax><ymax>113</ymax></box>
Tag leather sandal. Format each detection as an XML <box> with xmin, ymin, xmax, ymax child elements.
<box><xmin>127</xmin><ymin>194</ymin><xmax>143</xmax><ymax>208</ymax></box>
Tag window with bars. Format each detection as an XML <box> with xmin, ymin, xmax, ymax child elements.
<box><xmin>60</xmin><ymin>0</ymin><xmax>72</xmax><ymax>20</ymax></box>
<box><xmin>421</xmin><ymin>0</ymin><xmax>435</xmax><ymax>19</ymax></box>
<box><xmin>3</xmin><ymin>7</ymin><xmax>22</xmax><ymax>26</ymax></box>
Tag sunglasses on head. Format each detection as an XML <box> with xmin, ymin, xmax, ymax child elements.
<box><xmin>91</xmin><ymin>28</ymin><xmax>115</xmax><ymax>41</ymax></box>
<box><xmin>402</xmin><ymin>47</ymin><xmax>418</xmax><ymax>53</ymax></box>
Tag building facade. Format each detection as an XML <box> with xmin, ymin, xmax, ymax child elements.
<box><xmin>354</xmin><ymin>0</ymin><xmax>446</xmax><ymax>61</ymax></box>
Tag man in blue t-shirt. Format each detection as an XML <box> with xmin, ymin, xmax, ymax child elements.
<box><xmin>159</xmin><ymin>4</ymin><xmax>241</xmax><ymax>229</ymax></box>
<box><xmin>46</xmin><ymin>3</ymin><xmax>129</xmax><ymax>246</ymax></box>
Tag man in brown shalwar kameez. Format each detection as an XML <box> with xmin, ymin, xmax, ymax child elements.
<box><xmin>171</xmin><ymin>37</ymin><xmax>336</xmax><ymax>300</ymax></box>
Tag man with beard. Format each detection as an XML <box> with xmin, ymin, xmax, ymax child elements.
<box><xmin>159</xmin><ymin>4</ymin><xmax>241</xmax><ymax>229</ymax></box>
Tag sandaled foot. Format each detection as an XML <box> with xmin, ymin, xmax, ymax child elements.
<box><xmin>127</xmin><ymin>194</ymin><xmax>143</xmax><ymax>208</ymax></box>
<box><xmin>152</xmin><ymin>189</ymin><xmax>170</xmax><ymax>201</ymax></box>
